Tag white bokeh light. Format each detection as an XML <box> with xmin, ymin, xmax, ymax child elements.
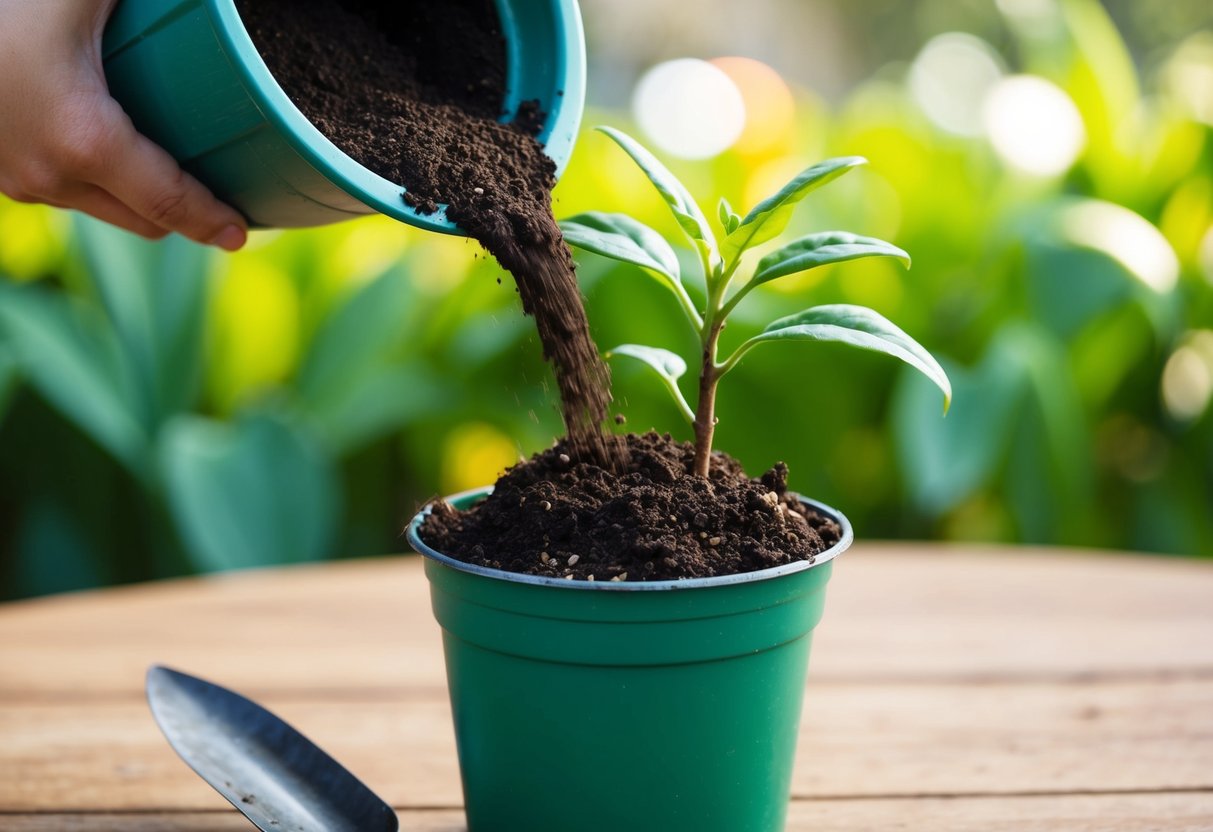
<box><xmin>633</xmin><ymin>59</ymin><xmax>746</xmax><ymax>160</ymax></box>
<box><xmin>1061</xmin><ymin>200</ymin><xmax>1180</xmax><ymax>293</ymax></box>
<box><xmin>1162</xmin><ymin>331</ymin><xmax>1213</xmax><ymax>422</ymax></box>
<box><xmin>909</xmin><ymin>33</ymin><xmax>1005</xmax><ymax>136</ymax></box>
<box><xmin>995</xmin><ymin>0</ymin><xmax>1059</xmax><ymax>31</ymax></box>
<box><xmin>1200</xmin><ymin>225</ymin><xmax>1213</xmax><ymax>287</ymax></box>
<box><xmin>1166</xmin><ymin>34</ymin><xmax>1213</xmax><ymax>126</ymax></box>
<box><xmin>983</xmin><ymin>75</ymin><xmax>1086</xmax><ymax>176</ymax></box>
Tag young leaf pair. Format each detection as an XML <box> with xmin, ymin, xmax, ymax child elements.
<box><xmin>560</xmin><ymin>127</ymin><xmax>951</xmax><ymax>477</ymax></box>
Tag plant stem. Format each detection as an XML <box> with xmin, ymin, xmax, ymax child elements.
<box><xmin>692</xmin><ymin>320</ymin><xmax>724</xmax><ymax>477</ymax></box>
<box><xmin>716</xmin><ymin>282</ymin><xmax>748</xmax><ymax>323</ymax></box>
<box><xmin>691</xmin><ymin>257</ymin><xmax>736</xmax><ymax>477</ymax></box>
<box><xmin>672</xmin><ymin>281</ymin><xmax>705</xmax><ymax>332</ymax></box>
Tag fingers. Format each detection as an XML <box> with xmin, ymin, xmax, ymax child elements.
<box><xmin>0</xmin><ymin>1</ymin><xmax>246</xmax><ymax>248</ymax></box>
<box><xmin>0</xmin><ymin>75</ymin><xmax>248</xmax><ymax>248</ymax></box>
<box><xmin>64</xmin><ymin>184</ymin><xmax>169</xmax><ymax>240</ymax></box>
<box><xmin>5</xmin><ymin>173</ymin><xmax>174</xmax><ymax>240</ymax></box>
<box><xmin>85</xmin><ymin>106</ymin><xmax>248</xmax><ymax>251</ymax></box>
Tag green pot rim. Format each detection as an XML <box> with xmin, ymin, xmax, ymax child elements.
<box><xmin>407</xmin><ymin>486</ymin><xmax>852</xmax><ymax>592</ymax></box>
<box><xmin>201</xmin><ymin>0</ymin><xmax>586</xmax><ymax>235</ymax></box>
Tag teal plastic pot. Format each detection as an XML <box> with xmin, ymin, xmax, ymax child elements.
<box><xmin>101</xmin><ymin>0</ymin><xmax>585</xmax><ymax>232</ymax></box>
<box><xmin>407</xmin><ymin>489</ymin><xmax>852</xmax><ymax>832</ymax></box>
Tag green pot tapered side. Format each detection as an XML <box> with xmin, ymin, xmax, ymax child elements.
<box><xmin>409</xmin><ymin>489</ymin><xmax>849</xmax><ymax>832</ymax></box>
<box><xmin>101</xmin><ymin>0</ymin><xmax>585</xmax><ymax>231</ymax></box>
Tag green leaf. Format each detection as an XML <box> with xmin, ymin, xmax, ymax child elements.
<box><xmin>732</xmin><ymin>304</ymin><xmax>951</xmax><ymax>409</ymax></box>
<box><xmin>597</xmin><ymin>126</ymin><xmax>719</xmax><ymax>269</ymax></box>
<box><xmin>74</xmin><ymin>217</ymin><xmax>212</xmax><ymax>427</ymax></box>
<box><xmin>1021</xmin><ymin>200</ymin><xmax>1178</xmax><ymax>339</ymax></box>
<box><xmin>606</xmin><ymin>344</ymin><xmax>695</xmax><ymax>424</ymax></box>
<box><xmin>160</xmin><ymin>412</ymin><xmax>339</xmax><ymax>571</ymax></box>
<box><xmin>0</xmin><ymin>342</ymin><xmax>17</xmax><ymax>423</ymax></box>
<box><xmin>306</xmin><ymin>366</ymin><xmax>450</xmax><ymax>456</ymax></box>
<box><xmin>1012</xmin><ymin>326</ymin><xmax>1094</xmax><ymax>537</ymax></box>
<box><xmin>722</xmin><ymin>157</ymin><xmax>867</xmax><ymax>264</ymax></box>
<box><xmin>560</xmin><ymin>212</ymin><xmax>682</xmax><ymax>284</ymax></box>
<box><xmin>751</xmin><ymin>232</ymin><xmax>910</xmax><ymax>286</ymax></box>
<box><xmin>717</xmin><ymin>197</ymin><xmax>741</xmax><ymax>234</ymax></box>
<box><xmin>294</xmin><ymin>265</ymin><xmax>452</xmax><ymax>454</ymax></box>
<box><xmin>9</xmin><ymin>498</ymin><xmax>109</xmax><ymax>597</ymax></box>
<box><xmin>893</xmin><ymin>343</ymin><xmax>1029</xmax><ymax>514</ymax></box>
<box><xmin>296</xmin><ymin>264</ymin><xmax>416</xmax><ymax>403</ymax></box>
<box><xmin>0</xmin><ymin>284</ymin><xmax>147</xmax><ymax>474</ymax></box>
<box><xmin>610</xmin><ymin>343</ymin><xmax>687</xmax><ymax>379</ymax></box>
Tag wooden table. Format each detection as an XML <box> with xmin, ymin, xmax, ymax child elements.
<box><xmin>2</xmin><ymin>543</ymin><xmax>1212</xmax><ymax>830</ymax></box>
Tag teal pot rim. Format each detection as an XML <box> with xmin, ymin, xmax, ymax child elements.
<box><xmin>201</xmin><ymin>0</ymin><xmax>586</xmax><ymax>235</ymax></box>
<box><xmin>407</xmin><ymin>486</ymin><xmax>852</xmax><ymax>592</ymax></box>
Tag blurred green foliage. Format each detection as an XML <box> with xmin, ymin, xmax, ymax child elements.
<box><xmin>2</xmin><ymin>0</ymin><xmax>1211</xmax><ymax>598</ymax></box>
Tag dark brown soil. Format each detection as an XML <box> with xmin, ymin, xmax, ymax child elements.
<box><xmin>420</xmin><ymin>433</ymin><xmax>842</xmax><ymax>582</ymax></box>
<box><xmin>237</xmin><ymin>0</ymin><xmax>615</xmax><ymax>455</ymax></box>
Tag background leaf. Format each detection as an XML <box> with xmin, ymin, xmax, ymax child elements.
<box><xmin>296</xmin><ymin>264</ymin><xmax>416</xmax><ymax>404</ymax></box>
<box><xmin>7</xmin><ymin>498</ymin><xmax>108</xmax><ymax>597</ymax></box>
<box><xmin>0</xmin><ymin>342</ymin><xmax>17</xmax><ymax>423</ymax></box>
<box><xmin>304</xmin><ymin>365</ymin><xmax>449</xmax><ymax>456</ymax></box>
<box><xmin>722</xmin><ymin>157</ymin><xmax>866</xmax><ymax>264</ymax></box>
<box><xmin>75</xmin><ymin>217</ymin><xmax>211</xmax><ymax>427</ymax></box>
<box><xmin>0</xmin><ymin>284</ymin><xmax>147</xmax><ymax>475</ymax></box>
<box><xmin>893</xmin><ymin>337</ymin><xmax>1029</xmax><ymax>514</ymax></box>
<box><xmin>160</xmin><ymin>412</ymin><xmax>339</xmax><ymax>571</ymax></box>
<box><xmin>293</xmin><ymin>264</ymin><xmax>452</xmax><ymax>453</ymax></box>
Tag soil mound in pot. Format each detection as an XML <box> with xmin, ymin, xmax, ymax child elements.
<box><xmin>421</xmin><ymin>433</ymin><xmax>842</xmax><ymax>581</ymax></box>
<box><xmin>238</xmin><ymin>0</ymin><xmax>616</xmax><ymax>459</ymax></box>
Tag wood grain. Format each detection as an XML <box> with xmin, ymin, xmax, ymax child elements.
<box><xmin>2</xmin><ymin>678</ymin><xmax>1210</xmax><ymax>811</ymax></box>
<box><xmin>2</xmin><ymin>545</ymin><xmax>1212</xmax><ymax>698</ymax></box>
<box><xmin>2</xmin><ymin>545</ymin><xmax>1211</xmax><ymax>828</ymax></box>
<box><xmin>4</xmin><ymin>793</ymin><xmax>1212</xmax><ymax>832</ymax></box>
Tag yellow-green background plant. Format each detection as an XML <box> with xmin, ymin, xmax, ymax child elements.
<box><xmin>1</xmin><ymin>0</ymin><xmax>1211</xmax><ymax>597</ymax></box>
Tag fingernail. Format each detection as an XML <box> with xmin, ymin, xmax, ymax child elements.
<box><xmin>210</xmin><ymin>224</ymin><xmax>247</xmax><ymax>252</ymax></box>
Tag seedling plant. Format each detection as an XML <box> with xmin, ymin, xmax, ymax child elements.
<box><xmin>560</xmin><ymin>127</ymin><xmax>952</xmax><ymax>477</ymax></box>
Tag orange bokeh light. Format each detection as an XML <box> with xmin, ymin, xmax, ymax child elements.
<box><xmin>710</xmin><ymin>56</ymin><xmax>797</xmax><ymax>157</ymax></box>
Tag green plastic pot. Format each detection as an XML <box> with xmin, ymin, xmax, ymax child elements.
<box><xmin>407</xmin><ymin>488</ymin><xmax>852</xmax><ymax>832</ymax></box>
<box><xmin>101</xmin><ymin>0</ymin><xmax>585</xmax><ymax>232</ymax></box>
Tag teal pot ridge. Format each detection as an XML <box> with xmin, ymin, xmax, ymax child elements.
<box><xmin>407</xmin><ymin>488</ymin><xmax>852</xmax><ymax>832</ymax></box>
<box><xmin>102</xmin><ymin>0</ymin><xmax>586</xmax><ymax>232</ymax></box>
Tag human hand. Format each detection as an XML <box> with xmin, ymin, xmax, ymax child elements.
<box><xmin>0</xmin><ymin>0</ymin><xmax>247</xmax><ymax>250</ymax></box>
